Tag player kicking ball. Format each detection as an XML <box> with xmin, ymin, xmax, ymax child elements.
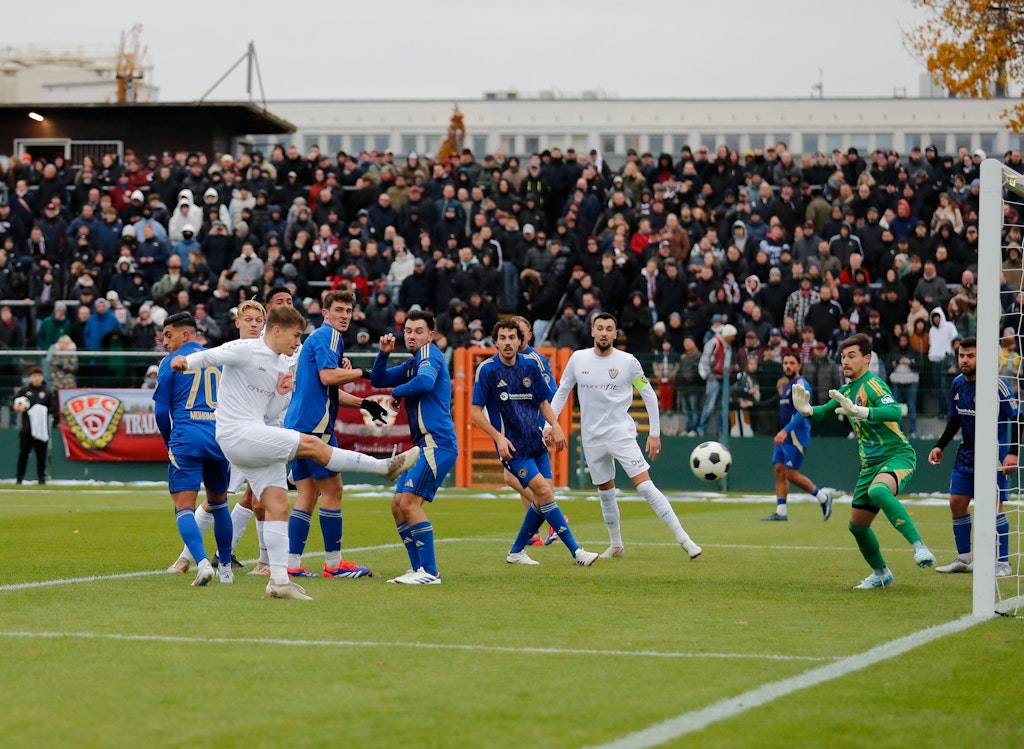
<box><xmin>471</xmin><ymin>320</ymin><xmax>599</xmax><ymax>567</ymax></box>
<box><xmin>172</xmin><ymin>305</ymin><xmax>418</xmax><ymax>600</ymax></box>
<box><xmin>792</xmin><ymin>333</ymin><xmax>935</xmax><ymax>590</ymax></box>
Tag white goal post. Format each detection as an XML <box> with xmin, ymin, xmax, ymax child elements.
<box><xmin>977</xmin><ymin>158</ymin><xmax>1023</xmax><ymax>617</ymax></box>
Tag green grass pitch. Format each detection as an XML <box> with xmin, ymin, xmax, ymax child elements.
<box><xmin>0</xmin><ymin>485</ymin><xmax>1021</xmax><ymax>749</ymax></box>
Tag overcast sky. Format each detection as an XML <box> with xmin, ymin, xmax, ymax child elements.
<box><xmin>6</xmin><ymin>1</ymin><xmax>933</xmax><ymax>102</ymax></box>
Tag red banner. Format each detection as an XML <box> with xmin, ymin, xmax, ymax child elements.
<box><xmin>335</xmin><ymin>380</ymin><xmax>414</xmax><ymax>457</ymax></box>
<box><xmin>59</xmin><ymin>388</ymin><xmax>167</xmax><ymax>461</ymax></box>
<box><xmin>59</xmin><ymin>383</ymin><xmax>414</xmax><ymax>462</ymax></box>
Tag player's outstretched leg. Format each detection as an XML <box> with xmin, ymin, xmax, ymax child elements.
<box><xmin>866</xmin><ymin>482</ymin><xmax>934</xmax><ymax>567</ymax></box>
<box><xmin>636</xmin><ymin>480</ymin><xmax>701</xmax><ymax>559</ymax></box>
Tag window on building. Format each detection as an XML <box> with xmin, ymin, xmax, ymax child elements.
<box><xmin>623</xmin><ymin>134</ymin><xmax>641</xmax><ymax>154</ymax></box>
<box><xmin>824</xmin><ymin>133</ymin><xmax>845</xmax><ymax>154</ymax></box>
<box><xmin>801</xmin><ymin>133</ymin><xmax>821</xmax><ymax>154</ymax></box>
<box><xmin>873</xmin><ymin>133</ymin><xmax>892</xmax><ymax>154</ymax></box>
<box><xmin>326</xmin><ymin>135</ymin><xmax>342</xmax><ymax>155</ymax></box>
<box><xmin>303</xmin><ymin>134</ymin><xmax>321</xmax><ymax>153</ymax></box>
<box><xmin>401</xmin><ymin>134</ymin><xmax>418</xmax><ymax>156</ymax></box>
<box><xmin>716</xmin><ymin>136</ymin><xmax>739</xmax><ymax>153</ymax></box>
<box><xmin>349</xmin><ymin>135</ymin><xmax>366</xmax><ymax>155</ymax></box>
<box><xmin>569</xmin><ymin>134</ymin><xmax>590</xmax><ymax>154</ymax></box>
<box><xmin>979</xmin><ymin>132</ymin><xmax>997</xmax><ymax>157</ymax></box>
<box><xmin>523</xmin><ymin>136</ymin><xmax>540</xmax><ymax>156</ymax></box>
<box><xmin>424</xmin><ymin>136</ymin><xmax>442</xmax><ymax>155</ymax></box>
<box><xmin>600</xmin><ymin>134</ymin><xmax>616</xmax><ymax>155</ymax></box>
<box><xmin>470</xmin><ymin>135</ymin><xmax>488</xmax><ymax>157</ymax></box>
<box><xmin>927</xmin><ymin>134</ymin><xmax>950</xmax><ymax>154</ymax></box>
<box><xmin>647</xmin><ymin>135</ymin><xmax>665</xmax><ymax>155</ymax></box>
<box><xmin>849</xmin><ymin>134</ymin><xmax>870</xmax><ymax>155</ymax></box>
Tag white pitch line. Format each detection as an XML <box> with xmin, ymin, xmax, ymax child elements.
<box><xmin>0</xmin><ymin>537</ymin><xmax>931</xmax><ymax>593</ymax></box>
<box><xmin>0</xmin><ymin>538</ymin><xmax>480</xmax><ymax>592</ymax></box>
<box><xmin>583</xmin><ymin>614</ymin><xmax>985</xmax><ymax>749</ymax></box>
<box><xmin>0</xmin><ymin>630</ymin><xmax>833</xmax><ymax>662</ymax></box>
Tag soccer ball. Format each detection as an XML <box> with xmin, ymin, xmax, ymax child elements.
<box><xmin>690</xmin><ymin>441</ymin><xmax>732</xmax><ymax>482</ymax></box>
<box><xmin>13</xmin><ymin>395</ymin><xmax>31</xmax><ymax>411</ymax></box>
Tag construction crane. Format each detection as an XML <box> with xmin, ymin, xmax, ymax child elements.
<box><xmin>116</xmin><ymin>24</ymin><xmax>146</xmax><ymax>103</ymax></box>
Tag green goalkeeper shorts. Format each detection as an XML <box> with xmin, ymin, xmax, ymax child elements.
<box><xmin>851</xmin><ymin>456</ymin><xmax>916</xmax><ymax>509</ymax></box>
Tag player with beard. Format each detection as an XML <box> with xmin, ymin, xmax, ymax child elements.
<box><xmin>549</xmin><ymin>313</ymin><xmax>702</xmax><ymax>561</ymax></box>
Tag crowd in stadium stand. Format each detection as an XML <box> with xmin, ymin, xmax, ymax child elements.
<box><xmin>0</xmin><ymin>141</ymin><xmax>1020</xmax><ymax>434</ymax></box>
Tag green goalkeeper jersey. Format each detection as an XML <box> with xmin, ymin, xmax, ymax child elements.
<box><xmin>810</xmin><ymin>370</ymin><xmax>914</xmax><ymax>470</ymax></box>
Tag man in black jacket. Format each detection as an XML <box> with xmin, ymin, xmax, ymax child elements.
<box><xmin>13</xmin><ymin>365</ymin><xmax>57</xmax><ymax>484</ymax></box>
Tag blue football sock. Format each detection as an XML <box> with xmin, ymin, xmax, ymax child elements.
<box><xmin>397</xmin><ymin>522</ymin><xmax>420</xmax><ymax>570</ymax></box>
<box><xmin>208</xmin><ymin>499</ymin><xmax>233</xmax><ymax>566</ymax></box>
<box><xmin>540</xmin><ymin>501</ymin><xmax>579</xmax><ymax>555</ymax></box>
<box><xmin>997</xmin><ymin>513</ymin><xmax>1010</xmax><ymax>563</ymax></box>
<box><xmin>511</xmin><ymin>505</ymin><xmax>545</xmax><ymax>553</ymax></box>
<box><xmin>810</xmin><ymin>486</ymin><xmax>819</xmax><ymax>496</ymax></box>
<box><xmin>409</xmin><ymin>521</ymin><xmax>437</xmax><ymax>576</ymax></box>
<box><xmin>952</xmin><ymin>513</ymin><xmax>972</xmax><ymax>556</ymax></box>
<box><xmin>319</xmin><ymin>508</ymin><xmax>342</xmax><ymax>554</ymax></box>
<box><xmin>289</xmin><ymin>509</ymin><xmax>312</xmax><ymax>556</ymax></box>
<box><xmin>175</xmin><ymin>509</ymin><xmax>207</xmax><ymax>563</ymax></box>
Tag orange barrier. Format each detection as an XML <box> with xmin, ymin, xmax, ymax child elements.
<box><xmin>452</xmin><ymin>347</ymin><xmax>574</xmax><ymax>488</ymax></box>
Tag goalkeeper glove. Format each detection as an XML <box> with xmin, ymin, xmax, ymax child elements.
<box><xmin>828</xmin><ymin>389</ymin><xmax>869</xmax><ymax>420</ymax></box>
<box><xmin>791</xmin><ymin>382</ymin><xmax>814</xmax><ymax>417</ymax></box>
<box><xmin>361</xmin><ymin>398</ymin><xmax>388</xmax><ymax>424</ymax></box>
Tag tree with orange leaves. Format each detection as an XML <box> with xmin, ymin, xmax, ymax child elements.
<box><xmin>904</xmin><ymin>0</ymin><xmax>1024</xmax><ymax>130</ymax></box>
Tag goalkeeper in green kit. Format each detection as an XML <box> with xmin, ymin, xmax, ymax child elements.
<box><xmin>792</xmin><ymin>333</ymin><xmax>936</xmax><ymax>589</ymax></box>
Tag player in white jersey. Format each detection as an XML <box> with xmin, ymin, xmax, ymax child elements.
<box><xmin>549</xmin><ymin>313</ymin><xmax>702</xmax><ymax>560</ymax></box>
<box><xmin>172</xmin><ymin>305</ymin><xmax>419</xmax><ymax>600</ymax></box>
<box><xmin>166</xmin><ymin>289</ymin><xmax>296</xmax><ymax>575</ymax></box>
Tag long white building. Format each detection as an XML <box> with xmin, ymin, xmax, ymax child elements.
<box><xmin>250</xmin><ymin>94</ymin><xmax>1021</xmax><ymax>165</ymax></box>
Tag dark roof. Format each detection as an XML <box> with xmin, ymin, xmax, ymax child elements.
<box><xmin>0</xmin><ymin>101</ymin><xmax>294</xmax><ymax>158</ymax></box>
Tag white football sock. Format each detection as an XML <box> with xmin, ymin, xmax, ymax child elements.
<box><xmin>264</xmin><ymin>520</ymin><xmax>290</xmax><ymax>585</ymax></box>
<box><xmin>230</xmin><ymin>503</ymin><xmax>254</xmax><ymax>550</ymax></box>
<box><xmin>637</xmin><ymin>480</ymin><xmax>691</xmax><ymax>544</ymax></box>
<box><xmin>326</xmin><ymin>448</ymin><xmax>384</xmax><ymax>474</ymax></box>
<box><xmin>598</xmin><ymin>488</ymin><xmax>623</xmax><ymax>547</ymax></box>
<box><xmin>255</xmin><ymin>520</ymin><xmax>269</xmax><ymax>564</ymax></box>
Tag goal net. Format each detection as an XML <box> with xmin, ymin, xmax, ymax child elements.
<box><xmin>978</xmin><ymin>159</ymin><xmax>1024</xmax><ymax>617</ymax></box>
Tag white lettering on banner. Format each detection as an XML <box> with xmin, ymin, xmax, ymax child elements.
<box><xmin>123</xmin><ymin>412</ymin><xmax>160</xmax><ymax>435</ymax></box>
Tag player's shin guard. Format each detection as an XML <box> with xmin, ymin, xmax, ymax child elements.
<box><xmin>175</xmin><ymin>509</ymin><xmax>207</xmax><ymax>564</ymax></box>
<box><xmin>849</xmin><ymin>521</ymin><xmax>886</xmax><ymax>570</ymax></box>
<box><xmin>636</xmin><ymin>480</ymin><xmax>691</xmax><ymax>544</ymax></box>
<box><xmin>598</xmin><ymin>488</ymin><xmax>623</xmax><ymax>548</ymax></box>
<box><xmin>867</xmin><ymin>482</ymin><xmax>921</xmax><ymax>544</ymax></box>
<box><xmin>208</xmin><ymin>499</ymin><xmax>233</xmax><ymax>566</ymax></box>
<box><xmin>997</xmin><ymin>513</ymin><xmax>1010</xmax><ymax>563</ymax></box>
<box><xmin>263</xmin><ymin>520</ymin><xmax>290</xmax><ymax>585</ymax></box>
<box><xmin>320</xmin><ymin>507</ymin><xmax>342</xmax><ymax>568</ymax></box>
<box><xmin>511</xmin><ymin>505</ymin><xmax>545</xmax><ymax>553</ymax></box>
<box><xmin>230</xmin><ymin>503</ymin><xmax>254</xmax><ymax>551</ymax></box>
<box><xmin>180</xmin><ymin>503</ymin><xmax>215</xmax><ymax>562</ymax></box>
<box><xmin>397</xmin><ymin>522</ymin><xmax>420</xmax><ymax>571</ymax></box>
<box><xmin>326</xmin><ymin>448</ymin><xmax>381</xmax><ymax>474</ymax></box>
<box><xmin>952</xmin><ymin>514</ymin><xmax>972</xmax><ymax>556</ymax></box>
<box><xmin>288</xmin><ymin>509</ymin><xmax>312</xmax><ymax>568</ymax></box>
<box><xmin>540</xmin><ymin>501</ymin><xmax>579</xmax><ymax>555</ymax></box>
<box><xmin>409</xmin><ymin>521</ymin><xmax>437</xmax><ymax>576</ymax></box>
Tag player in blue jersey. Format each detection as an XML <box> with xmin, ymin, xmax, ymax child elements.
<box><xmin>153</xmin><ymin>312</ymin><xmax>234</xmax><ymax>586</ymax></box>
<box><xmin>472</xmin><ymin>320</ymin><xmax>600</xmax><ymax>567</ymax></box>
<box><xmin>371</xmin><ymin>310</ymin><xmax>459</xmax><ymax>584</ymax></box>
<box><xmin>928</xmin><ymin>337</ymin><xmax>1019</xmax><ymax>577</ymax></box>
<box><xmin>284</xmin><ymin>289</ymin><xmax>386</xmax><ymax>579</ymax></box>
<box><xmin>506</xmin><ymin>315</ymin><xmax>570</xmax><ymax>546</ymax></box>
<box><xmin>762</xmin><ymin>352</ymin><xmax>835</xmax><ymax>522</ymax></box>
